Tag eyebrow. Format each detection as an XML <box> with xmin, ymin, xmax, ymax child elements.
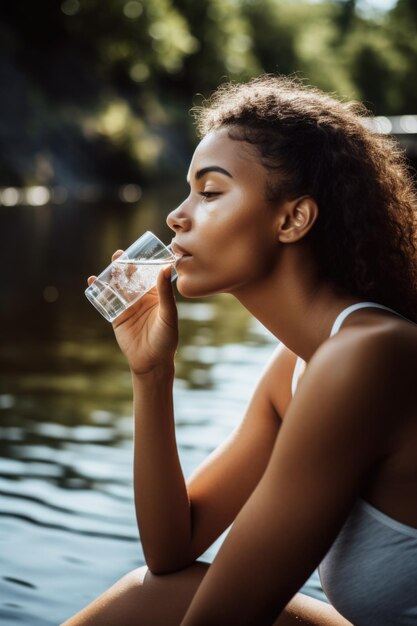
<box><xmin>187</xmin><ymin>166</ymin><xmax>233</xmax><ymax>183</ymax></box>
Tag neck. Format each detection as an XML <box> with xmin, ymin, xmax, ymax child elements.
<box><xmin>232</xmin><ymin>244</ymin><xmax>360</xmax><ymax>361</ymax></box>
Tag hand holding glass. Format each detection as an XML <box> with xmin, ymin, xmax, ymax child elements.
<box><xmin>85</xmin><ymin>231</ymin><xmax>176</xmax><ymax>322</ymax></box>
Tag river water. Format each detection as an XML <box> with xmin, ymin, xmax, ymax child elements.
<box><xmin>0</xmin><ymin>195</ymin><xmax>324</xmax><ymax>624</ymax></box>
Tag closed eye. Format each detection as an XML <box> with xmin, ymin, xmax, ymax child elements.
<box><xmin>199</xmin><ymin>191</ymin><xmax>221</xmax><ymax>199</ymax></box>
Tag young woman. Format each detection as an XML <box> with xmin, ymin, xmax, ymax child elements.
<box><xmin>63</xmin><ymin>75</ymin><xmax>417</xmax><ymax>626</ymax></box>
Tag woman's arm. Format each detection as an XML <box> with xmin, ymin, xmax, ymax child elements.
<box><xmin>111</xmin><ymin>263</ymin><xmax>293</xmax><ymax>574</ymax></box>
<box><xmin>131</xmin><ymin>364</ymin><xmax>191</xmax><ymax>573</ymax></box>
<box><xmin>180</xmin><ymin>330</ymin><xmax>402</xmax><ymax>625</ymax></box>
<box><xmin>132</xmin><ymin>343</ymin><xmax>292</xmax><ymax>574</ymax></box>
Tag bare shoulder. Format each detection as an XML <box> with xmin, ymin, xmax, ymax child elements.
<box><xmin>299</xmin><ymin>320</ymin><xmax>417</xmax><ymax>434</ymax></box>
<box><xmin>315</xmin><ymin>320</ymin><xmax>416</xmax><ymax>385</ymax></box>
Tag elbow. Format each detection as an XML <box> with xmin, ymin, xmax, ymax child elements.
<box><xmin>145</xmin><ymin>551</ymin><xmax>195</xmax><ymax>576</ymax></box>
<box><xmin>146</xmin><ymin>561</ymin><xmax>177</xmax><ymax>576</ymax></box>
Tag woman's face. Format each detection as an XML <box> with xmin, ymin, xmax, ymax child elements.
<box><xmin>167</xmin><ymin>128</ymin><xmax>282</xmax><ymax>298</ymax></box>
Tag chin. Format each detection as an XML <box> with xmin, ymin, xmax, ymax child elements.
<box><xmin>175</xmin><ymin>276</ymin><xmax>221</xmax><ymax>299</ymax></box>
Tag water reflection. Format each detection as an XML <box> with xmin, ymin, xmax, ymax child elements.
<box><xmin>0</xmin><ymin>199</ymin><xmax>324</xmax><ymax>624</ymax></box>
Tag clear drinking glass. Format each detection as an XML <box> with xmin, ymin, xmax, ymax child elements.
<box><xmin>84</xmin><ymin>231</ymin><xmax>176</xmax><ymax>322</ymax></box>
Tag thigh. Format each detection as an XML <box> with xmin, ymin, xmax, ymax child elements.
<box><xmin>61</xmin><ymin>563</ymin><xmax>352</xmax><ymax>626</ymax></box>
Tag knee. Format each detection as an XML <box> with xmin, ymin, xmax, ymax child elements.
<box><xmin>119</xmin><ymin>565</ymin><xmax>148</xmax><ymax>588</ymax></box>
<box><xmin>117</xmin><ymin>560</ymin><xmax>210</xmax><ymax>596</ymax></box>
<box><xmin>117</xmin><ymin>564</ymin><xmax>180</xmax><ymax>592</ymax></box>
<box><xmin>119</xmin><ymin>561</ymin><xmax>209</xmax><ymax>591</ymax></box>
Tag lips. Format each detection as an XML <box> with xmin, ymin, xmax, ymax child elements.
<box><xmin>170</xmin><ymin>241</ymin><xmax>192</xmax><ymax>259</ymax></box>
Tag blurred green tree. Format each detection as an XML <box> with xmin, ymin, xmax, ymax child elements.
<box><xmin>0</xmin><ymin>0</ymin><xmax>415</xmax><ymax>188</ymax></box>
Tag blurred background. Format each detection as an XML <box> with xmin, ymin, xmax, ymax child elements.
<box><xmin>1</xmin><ymin>1</ymin><xmax>416</xmax><ymax>623</ymax></box>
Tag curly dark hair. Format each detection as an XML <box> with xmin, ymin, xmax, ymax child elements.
<box><xmin>193</xmin><ymin>74</ymin><xmax>417</xmax><ymax>322</ymax></box>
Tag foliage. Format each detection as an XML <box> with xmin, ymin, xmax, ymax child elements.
<box><xmin>0</xmin><ymin>0</ymin><xmax>415</xmax><ymax>186</ymax></box>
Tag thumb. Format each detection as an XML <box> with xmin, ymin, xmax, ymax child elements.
<box><xmin>156</xmin><ymin>265</ymin><xmax>177</xmax><ymax>323</ymax></box>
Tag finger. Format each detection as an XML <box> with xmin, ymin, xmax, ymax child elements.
<box><xmin>156</xmin><ymin>265</ymin><xmax>177</xmax><ymax>322</ymax></box>
<box><xmin>111</xmin><ymin>249</ymin><xmax>124</xmax><ymax>262</ymax></box>
<box><xmin>87</xmin><ymin>275</ymin><xmax>97</xmax><ymax>286</ymax></box>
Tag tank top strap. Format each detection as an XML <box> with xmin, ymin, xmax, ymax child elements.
<box><xmin>329</xmin><ymin>301</ymin><xmax>410</xmax><ymax>337</ymax></box>
<box><xmin>291</xmin><ymin>354</ymin><xmax>305</xmax><ymax>397</ymax></box>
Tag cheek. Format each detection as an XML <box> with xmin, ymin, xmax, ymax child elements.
<box><xmin>194</xmin><ymin>188</ymin><xmax>247</xmax><ymax>225</ymax></box>
<box><xmin>197</xmin><ymin>205</ymin><xmax>255</xmax><ymax>249</ymax></box>
<box><xmin>177</xmin><ymin>194</ymin><xmax>277</xmax><ymax>296</ymax></box>
<box><xmin>175</xmin><ymin>242</ymin><xmax>271</xmax><ymax>299</ymax></box>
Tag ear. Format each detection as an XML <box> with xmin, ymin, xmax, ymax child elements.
<box><xmin>276</xmin><ymin>196</ymin><xmax>318</xmax><ymax>243</ymax></box>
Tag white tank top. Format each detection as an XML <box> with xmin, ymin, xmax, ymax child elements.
<box><xmin>291</xmin><ymin>301</ymin><xmax>417</xmax><ymax>625</ymax></box>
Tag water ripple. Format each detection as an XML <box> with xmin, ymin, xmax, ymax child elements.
<box><xmin>0</xmin><ymin>301</ymin><xmax>328</xmax><ymax>624</ymax></box>
<box><xmin>3</xmin><ymin>577</ymin><xmax>37</xmax><ymax>590</ymax></box>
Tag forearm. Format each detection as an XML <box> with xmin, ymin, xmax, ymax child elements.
<box><xmin>132</xmin><ymin>366</ymin><xmax>192</xmax><ymax>573</ymax></box>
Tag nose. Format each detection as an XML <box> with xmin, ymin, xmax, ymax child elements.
<box><xmin>166</xmin><ymin>200</ymin><xmax>192</xmax><ymax>233</ymax></box>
